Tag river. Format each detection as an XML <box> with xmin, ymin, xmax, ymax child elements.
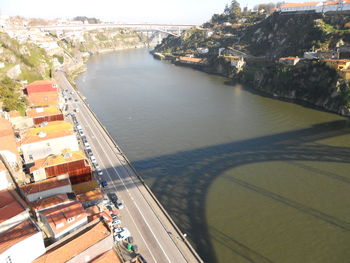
<box><xmin>76</xmin><ymin>48</ymin><xmax>350</xmax><ymax>263</ymax></box>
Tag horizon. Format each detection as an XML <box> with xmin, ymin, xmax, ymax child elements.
<box><xmin>1</xmin><ymin>0</ymin><xmax>300</xmax><ymax>25</ymax></box>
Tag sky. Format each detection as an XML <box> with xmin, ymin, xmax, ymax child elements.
<box><xmin>0</xmin><ymin>0</ymin><xmax>284</xmax><ymax>24</ymax></box>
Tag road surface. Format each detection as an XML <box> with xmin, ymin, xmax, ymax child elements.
<box><xmin>56</xmin><ymin>71</ymin><xmax>202</xmax><ymax>263</ymax></box>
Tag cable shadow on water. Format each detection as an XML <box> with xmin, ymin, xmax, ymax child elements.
<box><xmin>132</xmin><ymin>120</ymin><xmax>350</xmax><ymax>263</ymax></box>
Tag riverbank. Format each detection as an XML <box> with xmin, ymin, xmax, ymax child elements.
<box><xmin>151</xmin><ymin>52</ymin><xmax>350</xmax><ymax>117</ymax></box>
<box><xmin>56</xmin><ymin>69</ymin><xmax>203</xmax><ymax>263</ymax></box>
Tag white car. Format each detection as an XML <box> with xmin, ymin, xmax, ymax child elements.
<box><xmin>74</xmin><ymin>108</ymin><xmax>79</xmax><ymax>113</ymax></box>
<box><xmin>76</xmin><ymin>125</ymin><xmax>82</xmax><ymax>131</ymax></box>
<box><xmin>78</xmin><ymin>130</ymin><xmax>84</xmax><ymax>137</ymax></box>
<box><xmin>97</xmin><ymin>169</ymin><xmax>103</xmax><ymax>176</ymax></box>
<box><xmin>113</xmin><ymin>228</ymin><xmax>130</xmax><ymax>242</ymax></box>
<box><xmin>115</xmin><ymin>199</ymin><xmax>124</xmax><ymax>210</ymax></box>
<box><xmin>90</xmin><ymin>156</ymin><xmax>97</xmax><ymax>164</ymax></box>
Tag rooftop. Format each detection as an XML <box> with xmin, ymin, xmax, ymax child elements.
<box><xmin>21</xmin><ymin>121</ymin><xmax>74</xmax><ymax>145</ymax></box>
<box><xmin>34</xmin><ymin>220</ymin><xmax>110</xmax><ymax>263</ymax></box>
<box><xmin>0</xmin><ymin>189</ymin><xmax>27</xmax><ymax>225</ymax></box>
<box><xmin>179</xmin><ymin>56</ymin><xmax>204</xmax><ymax>63</ymax></box>
<box><xmin>30</xmin><ymin>193</ymin><xmax>71</xmax><ymax>211</ymax></box>
<box><xmin>26</xmin><ymin>79</ymin><xmax>58</xmax><ymax>95</ymax></box>
<box><xmin>279</xmin><ymin>56</ymin><xmax>299</xmax><ymax>60</ymax></box>
<box><xmin>20</xmin><ymin>176</ymin><xmax>71</xmax><ymax>195</ymax></box>
<box><xmin>0</xmin><ymin>219</ymin><xmax>39</xmax><ymax>254</ymax></box>
<box><xmin>76</xmin><ymin>189</ymin><xmax>104</xmax><ymax>203</ymax></box>
<box><xmin>26</xmin><ymin>107</ymin><xmax>62</xmax><ymax>118</ymax></box>
<box><xmin>281</xmin><ymin>2</ymin><xmax>320</xmax><ymax>8</ymax></box>
<box><xmin>41</xmin><ymin>201</ymin><xmax>87</xmax><ymax>236</ymax></box>
<box><xmin>72</xmin><ymin>180</ymin><xmax>99</xmax><ymax>194</ymax></box>
<box><xmin>27</xmin><ymin>92</ymin><xmax>58</xmax><ymax>107</ymax></box>
<box><xmin>30</xmin><ymin>150</ymin><xmax>86</xmax><ymax>173</ymax></box>
<box><xmin>90</xmin><ymin>249</ymin><xmax>122</xmax><ymax>263</ymax></box>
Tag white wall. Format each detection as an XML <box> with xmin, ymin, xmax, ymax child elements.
<box><xmin>0</xmin><ymin>170</ymin><xmax>11</xmax><ymax>190</ymax></box>
<box><xmin>0</xmin><ymin>210</ymin><xmax>30</xmax><ymax>234</ymax></box>
<box><xmin>0</xmin><ymin>229</ymin><xmax>45</xmax><ymax>263</ymax></box>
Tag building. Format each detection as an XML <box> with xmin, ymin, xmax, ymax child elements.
<box><xmin>0</xmin><ymin>117</ymin><xmax>22</xmax><ymax>167</ymax></box>
<box><xmin>34</xmin><ymin>219</ymin><xmax>113</xmax><ymax>263</ymax></box>
<box><xmin>27</xmin><ymin>91</ymin><xmax>60</xmax><ymax>108</ymax></box>
<box><xmin>39</xmin><ymin>201</ymin><xmax>88</xmax><ymax>240</ymax></box>
<box><xmin>0</xmin><ymin>188</ymin><xmax>30</xmax><ymax>233</ymax></box>
<box><xmin>20</xmin><ymin>175</ymin><xmax>72</xmax><ymax>202</ymax></box>
<box><xmin>30</xmin><ymin>149</ymin><xmax>92</xmax><ymax>184</ymax></box>
<box><xmin>279</xmin><ymin>56</ymin><xmax>300</xmax><ymax>66</ymax></box>
<box><xmin>230</xmin><ymin>56</ymin><xmax>246</xmax><ymax>69</ymax></box>
<box><xmin>30</xmin><ymin>193</ymin><xmax>73</xmax><ymax>217</ymax></box>
<box><xmin>0</xmin><ymin>219</ymin><xmax>46</xmax><ymax>263</ymax></box>
<box><xmin>26</xmin><ymin>107</ymin><xmax>64</xmax><ymax>125</ymax></box>
<box><xmin>324</xmin><ymin>59</ymin><xmax>350</xmax><ymax>70</ymax></box>
<box><xmin>76</xmin><ymin>189</ymin><xmax>104</xmax><ymax>208</ymax></box>
<box><xmin>280</xmin><ymin>0</ymin><xmax>350</xmax><ymax>13</ymax></box>
<box><xmin>178</xmin><ymin>56</ymin><xmax>207</xmax><ymax>65</ymax></box>
<box><xmin>90</xmin><ymin>249</ymin><xmax>122</xmax><ymax>263</ymax></box>
<box><xmin>0</xmin><ymin>162</ymin><xmax>12</xmax><ymax>190</ymax></box>
<box><xmin>25</xmin><ymin>80</ymin><xmax>59</xmax><ymax>96</ymax></box>
<box><xmin>20</xmin><ymin>121</ymin><xmax>79</xmax><ymax>165</ymax></box>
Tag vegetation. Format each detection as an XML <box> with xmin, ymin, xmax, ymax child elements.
<box><xmin>73</xmin><ymin>16</ymin><xmax>101</xmax><ymax>24</ymax></box>
<box><xmin>0</xmin><ymin>77</ymin><xmax>27</xmax><ymax>114</ymax></box>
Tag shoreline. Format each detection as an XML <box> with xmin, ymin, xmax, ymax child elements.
<box><xmin>152</xmin><ymin>53</ymin><xmax>350</xmax><ymax>118</ymax></box>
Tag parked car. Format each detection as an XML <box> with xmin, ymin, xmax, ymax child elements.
<box><xmin>115</xmin><ymin>199</ymin><xmax>124</xmax><ymax>210</ymax></box>
<box><xmin>90</xmin><ymin>155</ymin><xmax>97</xmax><ymax>164</ymax></box>
<box><xmin>84</xmin><ymin>141</ymin><xmax>90</xmax><ymax>148</ymax></box>
<box><xmin>74</xmin><ymin>108</ymin><xmax>79</xmax><ymax>113</ymax></box>
<box><xmin>81</xmin><ymin>136</ymin><xmax>88</xmax><ymax>143</ymax></box>
<box><xmin>107</xmin><ymin>193</ymin><xmax>118</xmax><ymax>201</ymax></box>
<box><xmin>114</xmin><ymin>228</ymin><xmax>131</xmax><ymax>242</ymax></box>
<box><xmin>76</xmin><ymin>125</ymin><xmax>82</xmax><ymax>131</ymax></box>
<box><xmin>111</xmin><ymin>217</ymin><xmax>121</xmax><ymax>226</ymax></box>
<box><xmin>74</xmin><ymin>99</ymin><xmax>78</xmax><ymax>102</ymax></box>
<box><xmin>101</xmin><ymin>180</ymin><xmax>108</xmax><ymax>187</ymax></box>
<box><xmin>85</xmin><ymin>149</ymin><xmax>93</xmax><ymax>156</ymax></box>
<box><xmin>78</xmin><ymin>130</ymin><xmax>84</xmax><ymax>137</ymax></box>
<box><xmin>97</xmin><ymin>169</ymin><xmax>103</xmax><ymax>175</ymax></box>
<box><xmin>94</xmin><ymin>163</ymin><xmax>100</xmax><ymax>169</ymax></box>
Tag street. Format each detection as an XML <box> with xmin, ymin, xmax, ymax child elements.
<box><xmin>56</xmin><ymin>71</ymin><xmax>202</xmax><ymax>263</ymax></box>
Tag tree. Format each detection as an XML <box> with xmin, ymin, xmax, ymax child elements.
<box><xmin>230</xmin><ymin>0</ymin><xmax>241</xmax><ymax>16</ymax></box>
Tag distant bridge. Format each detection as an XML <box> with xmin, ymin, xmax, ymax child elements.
<box><xmin>36</xmin><ymin>23</ymin><xmax>195</xmax><ymax>36</ymax></box>
<box><xmin>36</xmin><ymin>23</ymin><xmax>195</xmax><ymax>45</ymax></box>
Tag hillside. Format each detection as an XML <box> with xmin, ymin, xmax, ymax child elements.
<box><xmin>153</xmin><ymin>10</ymin><xmax>350</xmax><ymax>116</ymax></box>
<box><xmin>0</xmin><ymin>28</ymin><xmax>145</xmax><ymax>113</ymax></box>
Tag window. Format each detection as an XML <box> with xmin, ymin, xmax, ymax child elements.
<box><xmin>67</xmin><ymin>217</ymin><xmax>75</xmax><ymax>223</ymax></box>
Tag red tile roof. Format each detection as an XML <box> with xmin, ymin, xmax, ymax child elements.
<box><xmin>27</xmin><ymin>92</ymin><xmax>59</xmax><ymax>107</ymax></box>
<box><xmin>179</xmin><ymin>56</ymin><xmax>204</xmax><ymax>63</ymax></box>
<box><xmin>281</xmin><ymin>2</ymin><xmax>319</xmax><ymax>8</ymax></box>
<box><xmin>20</xmin><ymin>176</ymin><xmax>71</xmax><ymax>195</ymax></box>
<box><xmin>0</xmin><ymin>219</ymin><xmax>39</xmax><ymax>254</ymax></box>
<box><xmin>41</xmin><ymin>201</ymin><xmax>87</xmax><ymax>236</ymax></box>
<box><xmin>90</xmin><ymin>249</ymin><xmax>122</xmax><ymax>263</ymax></box>
<box><xmin>26</xmin><ymin>80</ymin><xmax>58</xmax><ymax>95</ymax></box>
<box><xmin>0</xmin><ymin>189</ymin><xmax>27</xmax><ymax>224</ymax></box>
<box><xmin>76</xmin><ymin>189</ymin><xmax>104</xmax><ymax>203</ymax></box>
<box><xmin>34</xmin><ymin>220</ymin><xmax>111</xmax><ymax>263</ymax></box>
<box><xmin>30</xmin><ymin>194</ymin><xmax>71</xmax><ymax>211</ymax></box>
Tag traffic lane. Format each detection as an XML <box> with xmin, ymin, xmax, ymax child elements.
<box><xmin>74</xmin><ymin>105</ymin><xmax>161</xmax><ymax>263</ymax></box>
<box><xmin>79</xmin><ymin>110</ymin><xmax>187</xmax><ymax>263</ymax></box>
<box><xmin>76</xmin><ymin>104</ymin><xmax>186</xmax><ymax>263</ymax></box>
<box><xmin>60</xmin><ymin>73</ymin><xmax>188</xmax><ymax>262</ymax></box>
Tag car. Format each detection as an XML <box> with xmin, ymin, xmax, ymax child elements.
<box><xmin>81</xmin><ymin>136</ymin><xmax>88</xmax><ymax>143</ymax></box>
<box><xmin>136</xmin><ymin>254</ymin><xmax>147</xmax><ymax>263</ymax></box>
<box><xmin>90</xmin><ymin>156</ymin><xmax>97</xmax><ymax>164</ymax></box>
<box><xmin>74</xmin><ymin>108</ymin><xmax>79</xmax><ymax>113</ymax></box>
<box><xmin>76</xmin><ymin>125</ymin><xmax>82</xmax><ymax>131</ymax></box>
<box><xmin>115</xmin><ymin>199</ymin><xmax>124</xmax><ymax>210</ymax></box>
<box><xmin>94</xmin><ymin>163</ymin><xmax>100</xmax><ymax>169</ymax></box>
<box><xmin>78</xmin><ymin>130</ymin><xmax>84</xmax><ymax>136</ymax></box>
<box><xmin>68</xmin><ymin>97</ymin><xmax>72</xmax><ymax>100</ymax></box>
<box><xmin>106</xmin><ymin>205</ymin><xmax>115</xmax><ymax>212</ymax></box>
<box><xmin>107</xmin><ymin>193</ymin><xmax>117</xmax><ymax>201</ymax></box>
<box><xmin>101</xmin><ymin>180</ymin><xmax>108</xmax><ymax>187</ymax></box>
<box><xmin>114</xmin><ymin>228</ymin><xmax>131</xmax><ymax>242</ymax></box>
<box><xmin>111</xmin><ymin>217</ymin><xmax>121</xmax><ymax>226</ymax></box>
<box><xmin>84</xmin><ymin>141</ymin><xmax>90</xmax><ymax>148</ymax></box>
<box><xmin>86</xmin><ymin>149</ymin><xmax>93</xmax><ymax>156</ymax></box>
<box><xmin>127</xmin><ymin>236</ymin><xmax>134</xmax><ymax>244</ymax></box>
<box><xmin>97</xmin><ymin>169</ymin><xmax>103</xmax><ymax>175</ymax></box>
<box><xmin>74</xmin><ymin>99</ymin><xmax>78</xmax><ymax>102</ymax></box>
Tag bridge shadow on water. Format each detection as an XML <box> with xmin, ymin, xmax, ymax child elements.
<box><xmin>131</xmin><ymin>120</ymin><xmax>350</xmax><ymax>263</ymax></box>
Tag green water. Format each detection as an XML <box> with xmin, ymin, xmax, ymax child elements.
<box><xmin>76</xmin><ymin>49</ymin><xmax>350</xmax><ymax>263</ymax></box>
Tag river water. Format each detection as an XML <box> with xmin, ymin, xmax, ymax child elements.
<box><xmin>76</xmin><ymin>49</ymin><xmax>350</xmax><ymax>263</ymax></box>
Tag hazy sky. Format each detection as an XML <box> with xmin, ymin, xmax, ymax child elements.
<box><xmin>1</xmin><ymin>0</ymin><xmax>280</xmax><ymax>24</ymax></box>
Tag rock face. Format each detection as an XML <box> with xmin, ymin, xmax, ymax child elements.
<box><xmin>6</xmin><ymin>64</ymin><xmax>21</xmax><ymax>79</ymax></box>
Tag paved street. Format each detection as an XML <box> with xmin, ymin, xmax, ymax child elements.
<box><xmin>56</xmin><ymin>71</ymin><xmax>202</xmax><ymax>263</ymax></box>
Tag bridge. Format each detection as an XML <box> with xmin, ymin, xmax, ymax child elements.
<box><xmin>36</xmin><ymin>23</ymin><xmax>195</xmax><ymax>43</ymax></box>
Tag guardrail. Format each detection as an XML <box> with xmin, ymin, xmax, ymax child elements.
<box><xmin>61</xmin><ymin>72</ymin><xmax>203</xmax><ymax>263</ymax></box>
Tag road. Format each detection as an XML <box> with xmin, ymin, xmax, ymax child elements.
<box><xmin>56</xmin><ymin>71</ymin><xmax>202</xmax><ymax>263</ymax></box>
